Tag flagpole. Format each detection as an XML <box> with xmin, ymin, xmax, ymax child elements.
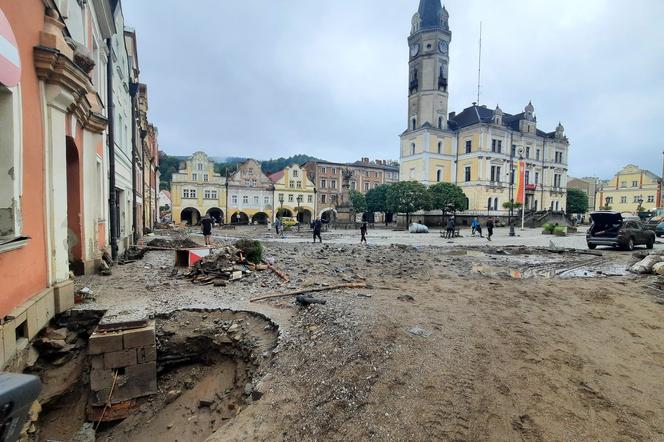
<box><xmin>521</xmin><ymin>201</ymin><xmax>525</xmax><ymax>230</ymax></box>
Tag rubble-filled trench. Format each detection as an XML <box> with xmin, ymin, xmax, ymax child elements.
<box><xmin>32</xmin><ymin>308</ymin><xmax>279</xmax><ymax>442</ymax></box>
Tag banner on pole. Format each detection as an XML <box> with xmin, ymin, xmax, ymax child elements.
<box><xmin>515</xmin><ymin>160</ymin><xmax>526</xmax><ymax>204</ymax></box>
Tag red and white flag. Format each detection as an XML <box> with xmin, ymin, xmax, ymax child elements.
<box><xmin>0</xmin><ymin>8</ymin><xmax>20</xmax><ymax>87</ymax></box>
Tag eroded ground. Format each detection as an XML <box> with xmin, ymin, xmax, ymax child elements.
<box><xmin>62</xmin><ymin>227</ymin><xmax>664</xmax><ymax>441</ymax></box>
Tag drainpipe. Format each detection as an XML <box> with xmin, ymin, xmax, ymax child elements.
<box><xmin>107</xmin><ymin>38</ymin><xmax>118</xmax><ymax>261</ymax></box>
<box><xmin>129</xmin><ymin>83</ymin><xmax>139</xmax><ymax>243</ymax></box>
<box><xmin>140</xmin><ymin>128</ymin><xmax>147</xmax><ymax>232</ymax></box>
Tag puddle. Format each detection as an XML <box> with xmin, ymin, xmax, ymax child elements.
<box><xmin>472</xmin><ymin>262</ymin><xmax>629</xmax><ymax>279</ymax></box>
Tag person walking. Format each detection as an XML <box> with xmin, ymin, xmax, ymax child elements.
<box><xmin>446</xmin><ymin>217</ymin><xmax>455</xmax><ymax>239</ymax></box>
<box><xmin>274</xmin><ymin>218</ymin><xmax>281</xmax><ymax>236</ymax></box>
<box><xmin>486</xmin><ymin>218</ymin><xmax>494</xmax><ymax>241</ymax></box>
<box><xmin>313</xmin><ymin>218</ymin><xmax>323</xmax><ymax>243</ymax></box>
<box><xmin>471</xmin><ymin>217</ymin><xmax>480</xmax><ymax>236</ymax></box>
<box><xmin>360</xmin><ymin>221</ymin><xmax>368</xmax><ymax>244</ymax></box>
<box><xmin>201</xmin><ymin>215</ymin><xmax>213</xmax><ymax>246</ymax></box>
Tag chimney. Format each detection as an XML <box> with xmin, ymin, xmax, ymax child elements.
<box><xmin>362</xmin><ymin>157</ymin><xmax>369</xmax><ymax>164</ymax></box>
<box><xmin>449</xmin><ymin>111</ymin><xmax>456</xmax><ymax>119</ymax></box>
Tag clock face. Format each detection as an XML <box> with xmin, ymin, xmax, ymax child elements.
<box><xmin>410</xmin><ymin>44</ymin><xmax>420</xmax><ymax>57</ymax></box>
<box><xmin>438</xmin><ymin>40</ymin><xmax>449</xmax><ymax>54</ymax></box>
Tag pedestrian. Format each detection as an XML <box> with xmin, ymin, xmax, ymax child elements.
<box><xmin>313</xmin><ymin>218</ymin><xmax>323</xmax><ymax>243</ymax></box>
<box><xmin>471</xmin><ymin>217</ymin><xmax>480</xmax><ymax>236</ymax></box>
<box><xmin>486</xmin><ymin>218</ymin><xmax>494</xmax><ymax>241</ymax></box>
<box><xmin>360</xmin><ymin>221</ymin><xmax>368</xmax><ymax>244</ymax></box>
<box><xmin>446</xmin><ymin>217</ymin><xmax>455</xmax><ymax>239</ymax></box>
<box><xmin>274</xmin><ymin>218</ymin><xmax>281</xmax><ymax>236</ymax></box>
<box><xmin>201</xmin><ymin>215</ymin><xmax>213</xmax><ymax>246</ymax></box>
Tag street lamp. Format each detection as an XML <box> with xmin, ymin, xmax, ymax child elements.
<box><xmin>278</xmin><ymin>195</ymin><xmax>284</xmax><ymax>221</ymax></box>
<box><xmin>296</xmin><ymin>195</ymin><xmax>303</xmax><ymax>231</ymax></box>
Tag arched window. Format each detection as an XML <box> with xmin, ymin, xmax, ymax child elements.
<box><xmin>438</xmin><ymin>117</ymin><xmax>443</xmax><ymax>129</ymax></box>
<box><xmin>410</xmin><ymin>143</ymin><xmax>416</xmax><ymax>156</ymax></box>
<box><xmin>411</xmin><ymin>118</ymin><xmax>417</xmax><ymax>131</ymax></box>
<box><xmin>437</xmin><ymin>141</ymin><xmax>442</xmax><ymax>153</ymax></box>
<box><xmin>436</xmin><ymin>169</ymin><xmax>442</xmax><ymax>182</ymax></box>
<box><xmin>494</xmin><ymin>197</ymin><xmax>499</xmax><ymax>211</ymax></box>
<box><xmin>487</xmin><ymin>198</ymin><xmax>492</xmax><ymax>211</ymax></box>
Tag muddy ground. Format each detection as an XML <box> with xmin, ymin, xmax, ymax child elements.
<box><xmin>56</xmin><ymin>228</ymin><xmax>664</xmax><ymax>441</ymax></box>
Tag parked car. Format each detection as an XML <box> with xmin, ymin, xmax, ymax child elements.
<box><xmin>643</xmin><ymin>215</ymin><xmax>664</xmax><ymax>232</ymax></box>
<box><xmin>586</xmin><ymin>211</ymin><xmax>655</xmax><ymax>250</ymax></box>
<box><xmin>280</xmin><ymin>217</ymin><xmax>299</xmax><ymax>228</ymax></box>
<box><xmin>656</xmin><ymin>222</ymin><xmax>664</xmax><ymax>237</ymax></box>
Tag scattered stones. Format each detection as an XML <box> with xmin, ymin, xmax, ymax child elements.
<box><xmin>407</xmin><ymin>326</ymin><xmax>432</xmax><ymax>337</ymax></box>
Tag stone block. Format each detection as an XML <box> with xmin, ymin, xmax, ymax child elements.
<box><xmin>2</xmin><ymin>323</ymin><xmax>16</xmax><ymax>367</ymax></box>
<box><xmin>136</xmin><ymin>345</ymin><xmax>157</xmax><ymax>364</ymax></box>
<box><xmin>103</xmin><ymin>349</ymin><xmax>137</xmax><ymax>369</ymax></box>
<box><xmin>122</xmin><ymin>322</ymin><xmax>155</xmax><ymax>349</ymax></box>
<box><xmin>88</xmin><ymin>330</ymin><xmax>124</xmax><ymax>355</ymax></box>
<box><xmin>53</xmin><ymin>280</ymin><xmax>75</xmax><ymax>313</ymax></box>
<box><xmin>0</xmin><ymin>326</ymin><xmax>5</xmax><ymax>369</ymax></box>
<box><xmin>89</xmin><ymin>354</ymin><xmax>104</xmax><ymax>370</ymax></box>
<box><xmin>90</xmin><ymin>362</ymin><xmax>157</xmax><ymax>406</ymax></box>
<box><xmin>90</xmin><ymin>368</ymin><xmax>115</xmax><ymax>392</ymax></box>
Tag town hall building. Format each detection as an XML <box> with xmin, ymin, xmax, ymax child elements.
<box><xmin>400</xmin><ymin>0</ymin><xmax>570</xmax><ymax>214</ymax></box>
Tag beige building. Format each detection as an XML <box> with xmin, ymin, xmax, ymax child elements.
<box><xmin>400</xmin><ymin>0</ymin><xmax>570</xmax><ymax>215</ymax></box>
<box><xmin>269</xmin><ymin>164</ymin><xmax>316</xmax><ymax>223</ymax></box>
<box><xmin>171</xmin><ymin>152</ymin><xmax>226</xmax><ymax>224</ymax></box>
<box><xmin>226</xmin><ymin>159</ymin><xmax>274</xmax><ymax>224</ymax></box>
<box><xmin>596</xmin><ymin>165</ymin><xmax>661</xmax><ymax>214</ymax></box>
<box><xmin>568</xmin><ymin>177</ymin><xmax>600</xmax><ymax>213</ymax></box>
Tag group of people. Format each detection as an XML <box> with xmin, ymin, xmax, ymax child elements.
<box><xmin>273</xmin><ymin>217</ymin><xmax>324</xmax><ymax>243</ymax></box>
<box><xmin>470</xmin><ymin>217</ymin><xmax>495</xmax><ymax>241</ymax></box>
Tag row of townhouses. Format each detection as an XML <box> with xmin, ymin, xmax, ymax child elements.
<box><xmin>169</xmin><ymin>153</ymin><xmax>399</xmax><ymax>226</ymax></box>
<box><xmin>0</xmin><ymin>1</ymin><xmax>158</xmax><ymax>367</ymax></box>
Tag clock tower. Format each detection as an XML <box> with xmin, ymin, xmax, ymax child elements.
<box><xmin>406</xmin><ymin>0</ymin><xmax>451</xmax><ymax>132</ymax></box>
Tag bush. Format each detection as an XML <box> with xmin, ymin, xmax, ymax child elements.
<box><xmin>553</xmin><ymin>226</ymin><xmax>566</xmax><ymax>236</ymax></box>
<box><xmin>542</xmin><ymin>223</ymin><xmax>555</xmax><ymax>234</ymax></box>
<box><xmin>567</xmin><ymin>226</ymin><xmax>578</xmax><ymax>233</ymax></box>
<box><xmin>234</xmin><ymin>239</ymin><xmax>264</xmax><ymax>264</ymax></box>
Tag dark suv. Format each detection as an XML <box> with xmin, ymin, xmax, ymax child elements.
<box><xmin>586</xmin><ymin>211</ymin><xmax>655</xmax><ymax>250</ymax></box>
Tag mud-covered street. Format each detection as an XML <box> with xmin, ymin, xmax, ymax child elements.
<box><xmin>24</xmin><ymin>227</ymin><xmax>661</xmax><ymax>441</ymax></box>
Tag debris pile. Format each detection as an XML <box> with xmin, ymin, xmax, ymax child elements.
<box><xmin>184</xmin><ymin>246</ymin><xmax>269</xmax><ymax>284</ymax></box>
<box><xmin>147</xmin><ymin>237</ymin><xmax>200</xmax><ymax>249</ymax></box>
<box><xmin>630</xmin><ymin>251</ymin><xmax>664</xmax><ymax>275</ymax></box>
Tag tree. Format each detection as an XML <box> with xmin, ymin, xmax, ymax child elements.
<box><xmin>366</xmin><ymin>184</ymin><xmax>391</xmax><ymax>214</ymax></box>
<box><xmin>502</xmin><ymin>201</ymin><xmax>523</xmax><ymax>210</ymax></box>
<box><xmin>567</xmin><ymin>188</ymin><xmax>589</xmax><ymax>214</ymax></box>
<box><xmin>386</xmin><ymin>181</ymin><xmax>431</xmax><ymax>225</ymax></box>
<box><xmin>158</xmin><ymin>152</ymin><xmax>182</xmax><ymax>190</ymax></box>
<box><xmin>349</xmin><ymin>190</ymin><xmax>367</xmax><ymax>213</ymax></box>
<box><xmin>428</xmin><ymin>182</ymin><xmax>467</xmax><ymax>228</ymax></box>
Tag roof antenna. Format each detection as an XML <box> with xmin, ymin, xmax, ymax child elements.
<box><xmin>477</xmin><ymin>21</ymin><xmax>482</xmax><ymax>105</ymax></box>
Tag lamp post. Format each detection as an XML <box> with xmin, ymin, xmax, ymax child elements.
<box><xmin>296</xmin><ymin>195</ymin><xmax>302</xmax><ymax>231</ymax></box>
<box><xmin>278</xmin><ymin>195</ymin><xmax>284</xmax><ymax>221</ymax></box>
<box><xmin>313</xmin><ymin>187</ymin><xmax>317</xmax><ymax>221</ymax></box>
<box><xmin>637</xmin><ymin>197</ymin><xmax>644</xmax><ymax>217</ymax></box>
<box><xmin>508</xmin><ymin>150</ymin><xmax>515</xmax><ymax>237</ymax></box>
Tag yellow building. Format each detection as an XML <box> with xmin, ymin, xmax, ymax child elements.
<box><xmin>269</xmin><ymin>164</ymin><xmax>316</xmax><ymax>224</ymax></box>
<box><xmin>400</xmin><ymin>1</ymin><xmax>570</xmax><ymax>214</ymax></box>
<box><xmin>596</xmin><ymin>165</ymin><xmax>661</xmax><ymax>214</ymax></box>
<box><xmin>170</xmin><ymin>152</ymin><xmax>227</xmax><ymax>225</ymax></box>
<box><xmin>227</xmin><ymin>159</ymin><xmax>274</xmax><ymax>224</ymax></box>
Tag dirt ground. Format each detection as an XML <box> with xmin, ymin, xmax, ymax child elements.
<box><xmin>65</xmin><ymin>227</ymin><xmax>664</xmax><ymax>441</ymax></box>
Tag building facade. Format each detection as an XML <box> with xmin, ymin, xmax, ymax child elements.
<box><xmin>303</xmin><ymin>158</ymin><xmax>399</xmax><ymax>220</ymax></box>
<box><xmin>568</xmin><ymin>177</ymin><xmax>600</xmax><ymax>213</ymax></box>
<box><xmin>399</xmin><ymin>0</ymin><xmax>570</xmax><ymax>215</ymax></box>
<box><xmin>269</xmin><ymin>164</ymin><xmax>316</xmax><ymax>223</ymax></box>
<box><xmin>227</xmin><ymin>159</ymin><xmax>274</xmax><ymax>224</ymax></box>
<box><xmin>171</xmin><ymin>152</ymin><xmax>226</xmax><ymax>225</ymax></box>
<box><xmin>596</xmin><ymin>165</ymin><xmax>661</xmax><ymax>214</ymax></box>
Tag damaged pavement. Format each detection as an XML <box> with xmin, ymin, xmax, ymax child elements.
<box><xmin>11</xmin><ymin>228</ymin><xmax>664</xmax><ymax>441</ymax></box>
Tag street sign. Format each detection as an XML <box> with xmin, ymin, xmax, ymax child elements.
<box><xmin>0</xmin><ymin>8</ymin><xmax>20</xmax><ymax>87</ymax></box>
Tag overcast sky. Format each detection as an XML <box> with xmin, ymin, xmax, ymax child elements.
<box><xmin>123</xmin><ymin>0</ymin><xmax>664</xmax><ymax>179</ymax></box>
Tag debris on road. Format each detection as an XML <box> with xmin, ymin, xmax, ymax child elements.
<box><xmin>250</xmin><ymin>282</ymin><xmax>368</xmax><ymax>302</ymax></box>
<box><xmin>295</xmin><ymin>294</ymin><xmax>327</xmax><ymax>306</ymax></box>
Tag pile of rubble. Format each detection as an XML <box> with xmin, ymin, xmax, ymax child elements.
<box><xmin>147</xmin><ymin>237</ymin><xmax>201</xmax><ymax>249</ymax></box>
<box><xmin>630</xmin><ymin>250</ymin><xmax>664</xmax><ymax>275</ymax></box>
<box><xmin>184</xmin><ymin>246</ymin><xmax>269</xmax><ymax>285</ymax></box>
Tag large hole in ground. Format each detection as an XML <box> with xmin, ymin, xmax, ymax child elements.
<box><xmin>31</xmin><ymin>309</ymin><xmax>279</xmax><ymax>442</ymax></box>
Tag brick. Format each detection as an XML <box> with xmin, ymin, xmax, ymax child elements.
<box><xmin>90</xmin><ymin>362</ymin><xmax>157</xmax><ymax>406</ymax></box>
<box><xmin>122</xmin><ymin>322</ymin><xmax>155</xmax><ymax>349</ymax></box>
<box><xmin>90</xmin><ymin>368</ymin><xmax>115</xmax><ymax>392</ymax></box>
<box><xmin>103</xmin><ymin>349</ymin><xmax>137</xmax><ymax>369</ymax></box>
<box><xmin>89</xmin><ymin>330</ymin><xmax>124</xmax><ymax>355</ymax></box>
<box><xmin>89</xmin><ymin>354</ymin><xmax>104</xmax><ymax>370</ymax></box>
<box><xmin>136</xmin><ymin>345</ymin><xmax>157</xmax><ymax>364</ymax></box>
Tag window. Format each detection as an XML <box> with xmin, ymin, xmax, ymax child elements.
<box><xmin>525</xmin><ymin>146</ymin><xmax>530</xmax><ymax>158</ymax></box>
<box><xmin>554</xmin><ymin>174</ymin><xmax>562</xmax><ymax>188</ymax></box>
<box><xmin>534</xmin><ymin>172</ymin><xmax>539</xmax><ymax>184</ymax></box>
<box><xmin>251</xmin><ymin>179</ymin><xmax>257</xmax><ymax>187</ymax></box>
<box><xmin>351</xmin><ymin>181</ymin><xmax>356</xmax><ymax>190</ymax></box>
<box><xmin>410</xmin><ymin>143</ymin><xmax>416</xmax><ymax>155</ymax></box>
<box><xmin>293</xmin><ymin>170</ymin><xmax>298</xmax><ymax>177</ymax></box>
<box><xmin>491</xmin><ymin>139</ymin><xmax>502</xmax><ymax>153</ymax></box>
<box><xmin>308</xmin><ymin>195</ymin><xmax>313</xmax><ymax>203</ymax></box>
<box><xmin>211</xmin><ymin>190</ymin><xmax>217</xmax><ymax>199</ymax></box>
<box><xmin>632</xmin><ymin>181</ymin><xmax>639</xmax><ymax>188</ymax></box>
<box><xmin>243</xmin><ymin>196</ymin><xmax>249</xmax><ymax>204</ymax></box>
<box><xmin>232</xmin><ymin>195</ymin><xmax>238</xmax><ymax>204</ymax></box>
<box><xmin>490</xmin><ymin>166</ymin><xmax>501</xmax><ymax>183</ymax></box>
<box><xmin>0</xmin><ymin>86</ymin><xmax>21</xmax><ymax>241</ymax></box>
<box><xmin>437</xmin><ymin>141</ymin><xmax>442</xmax><ymax>153</ymax></box>
<box><xmin>536</xmin><ymin>149</ymin><xmax>540</xmax><ymax>161</ymax></box>
<box><xmin>510</xmin><ymin>168</ymin><xmax>515</xmax><ymax>185</ymax></box>
<box><xmin>621</xmin><ymin>196</ymin><xmax>627</xmax><ymax>203</ymax></box>
<box><xmin>364</xmin><ymin>182</ymin><xmax>369</xmax><ymax>191</ymax></box>
<box><xmin>365</xmin><ymin>171</ymin><xmax>369</xmax><ymax>177</ymax></box>
<box><xmin>289</xmin><ymin>180</ymin><xmax>295</xmax><ymax>188</ymax></box>
<box><xmin>331</xmin><ymin>194</ymin><xmax>338</xmax><ymax>203</ymax></box>
<box><xmin>331</xmin><ymin>180</ymin><xmax>337</xmax><ymax>189</ymax></box>
<box><xmin>606</xmin><ymin>197</ymin><xmax>614</xmax><ymax>204</ymax></box>
<box><xmin>197</xmin><ymin>163</ymin><xmax>203</xmax><ymax>171</ymax></box>
<box><xmin>511</xmin><ymin>145</ymin><xmax>516</xmax><ymax>157</ymax></box>
<box><xmin>321</xmin><ymin>167</ymin><xmax>327</xmax><ymax>174</ymax></box>
<box><xmin>203</xmin><ymin>174</ymin><xmax>208</xmax><ymax>182</ymax></box>
<box><xmin>436</xmin><ymin>169</ymin><xmax>442</xmax><ymax>182</ymax></box>
<box><xmin>248</xmin><ymin>168</ymin><xmax>254</xmax><ymax>174</ymax></box>
<box><xmin>296</xmin><ymin>181</ymin><xmax>302</xmax><ymax>188</ymax></box>
<box><xmin>278</xmin><ymin>193</ymin><xmax>284</xmax><ymax>202</ymax></box>
<box><xmin>465</xmin><ymin>166</ymin><xmax>471</xmax><ymax>182</ymax></box>
<box><xmin>264</xmin><ymin>196</ymin><xmax>270</xmax><ymax>205</ymax></box>
<box><xmin>192</xmin><ymin>173</ymin><xmax>197</xmax><ymax>181</ymax></box>
<box><xmin>620</xmin><ymin>181</ymin><xmax>627</xmax><ymax>188</ymax></box>
<box><xmin>245</xmin><ymin>179</ymin><xmax>250</xmax><ymax>186</ymax></box>
<box><xmin>633</xmin><ymin>195</ymin><xmax>640</xmax><ymax>203</ymax></box>
<box><xmin>465</xmin><ymin>140</ymin><xmax>472</xmax><ymax>153</ymax></box>
<box><xmin>332</xmin><ymin>168</ymin><xmax>337</xmax><ymax>174</ymax></box>
<box><xmin>204</xmin><ymin>190</ymin><xmax>211</xmax><ymax>199</ymax></box>
<box><xmin>525</xmin><ymin>170</ymin><xmax>530</xmax><ymax>184</ymax></box>
<box><xmin>321</xmin><ymin>194</ymin><xmax>326</xmax><ymax>203</ymax></box>
<box><xmin>320</xmin><ymin>179</ymin><xmax>326</xmax><ymax>188</ymax></box>
<box><xmin>412</xmin><ymin>118</ymin><xmax>417</xmax><ymax>131</ymax></box>
<box><xmin>254</xmin><ymin>196</ymin><xmax>259</xmax><ymax>205</ymax></box>
<box><xmin>288</xmin><ymin>194</ymin><xmax>294</xmax><ymax>202</ymax></box>
<box><xmin>648</xmin><ymin>195</ymin><xmax>655</xmax><ymax>203</ymax></box>
<box><xmin>555</xmin><ymin>151</ymin><xmax>563</xmax><ymax>163</ymax></box>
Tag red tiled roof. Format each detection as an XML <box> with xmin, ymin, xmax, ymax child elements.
<box><xmin>268</xmin><ymin>170</ymin><xmax>284</xmax><ymax>182</ymax></box>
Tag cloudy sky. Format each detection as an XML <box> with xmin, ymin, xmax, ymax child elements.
<box><xmin>123</xmin><ymin>0</ymin><xmax>664</xmax><ymax>179</ymax></box>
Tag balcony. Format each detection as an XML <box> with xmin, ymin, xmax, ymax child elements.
<box><xmin>525</xmin><ymin>184</ymin><xmax>537</xmax><ymax>191</ymax></box>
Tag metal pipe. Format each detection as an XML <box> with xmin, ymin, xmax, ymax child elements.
<box><xmin>106</xmin><ymin>38</ymin><xmax>118</xmax><ymax>261</ymax></box>
<box><xmin>130</xmin><ymin>84</ymin><xmax>138</xmax><ymax>244</ymax></box>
